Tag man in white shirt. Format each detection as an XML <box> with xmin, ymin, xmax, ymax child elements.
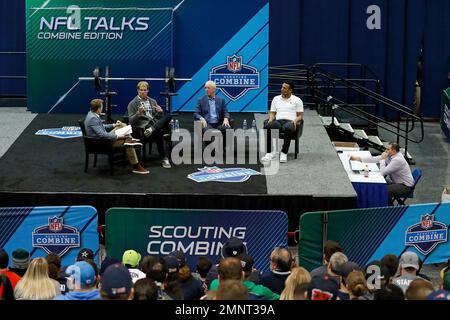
<box><xmin>350</xmin><ymin>142</ymin><xmax>414</xmax><ymax>205</ymax></box>
<box><xmin>261</xmin><ymin>81</ymin><xmax>303</xmax><ymax>163</ymax></box>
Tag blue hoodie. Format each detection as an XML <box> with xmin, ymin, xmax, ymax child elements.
<box><xmin>54</xmin><ymin>289</ymin><xmax>101</xmax><ymax>300</ymax></box>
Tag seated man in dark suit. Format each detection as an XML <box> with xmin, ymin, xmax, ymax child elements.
<box><xmin>85</xmin><ymin>99</ymin><xmax>149</xmax><ymax>175</ymax></box>
<box><xmin>127</xmin><ymin>81</ymin><xmax>172</xmax><ymax>169</ymax></box>
<box><xmin>194</xmin><ymin>80</ymin><xmax>231</xmax><ymax>135</ymax></box>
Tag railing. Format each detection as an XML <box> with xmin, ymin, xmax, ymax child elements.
<box><xmin>0</xmin><ymin>51</ymin><xmax>27</xmax><ymax>98</ymax></box>
<box><xmin>268</xmin><ymin>63</ymin><xmax>424</xmax><ymax>158</ymax></box>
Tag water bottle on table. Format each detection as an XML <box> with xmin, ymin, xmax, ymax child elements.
<box><xmin>363</xmin><ymin>165</ymin><xmax>369</xmax><ymax>178</ymax></box>
<box><xmin>251</xmin><ymin>119</ymin><xmax>257</xmax><ymax>132</ymax></box>
<box><xmin>174</xmin><ymin>119</ymin><xmax>180</xmax><ymax>132</ymax></box>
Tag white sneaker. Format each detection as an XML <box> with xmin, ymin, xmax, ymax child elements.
<box><xmin>261</xmin><ymin>152</ymin><xmax>276</xmax><ymax>162</ymax></box>
<box><xmin>161</xmin><ymin>157</ymin><xmax>171</xmax><ymax>169</ymax></box>
<box><xmin>280</xmin><ymin>152</ymin><xmax>287</xmax><ymax>163</ymax></box>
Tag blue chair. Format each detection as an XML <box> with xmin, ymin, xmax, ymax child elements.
<box><xmin>393</xmin><ymin>168</ymin><xmax>423</xmax><ymax>205</ymax></box>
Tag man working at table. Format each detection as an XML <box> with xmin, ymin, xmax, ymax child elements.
<box><xmin>350</xmin><ymin>142</ymin><xmax>414</xmax><ymax>206</ymax></box>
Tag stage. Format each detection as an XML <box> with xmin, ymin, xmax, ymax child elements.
<box><xmin>0</xmin><ymin>109</ymin><xmax>357</xmax><ymax>232</ymax></box>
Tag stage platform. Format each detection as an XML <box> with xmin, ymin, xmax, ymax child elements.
<box><xmin>0</xmin><ymin>109</ymin><xmax>357</xmax><ymax>231</ymax></box>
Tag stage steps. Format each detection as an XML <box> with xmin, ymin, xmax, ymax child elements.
<box><xmin>319</xmin><ymin>115</ymin><xmax>415</xmax><ymax>162</ymax></box>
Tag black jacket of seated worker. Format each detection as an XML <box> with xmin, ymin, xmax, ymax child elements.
<box><xmin>127</xmin><ymin>81</ymin><xmax>172</xmax><ymax>167</ymax></box>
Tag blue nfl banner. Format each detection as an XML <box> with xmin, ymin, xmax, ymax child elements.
<box><xmin>0</xmin><ymin>206</ymin><xmax>98</xmax><ymax>266</ymax></box>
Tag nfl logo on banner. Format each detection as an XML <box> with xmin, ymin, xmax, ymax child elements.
<box><xmin>209</xmin><ymin>54</ymin><xmax>260</xmax><ymax>101</ymax></box>
<box><xmin>32</xmin><ymin>216</ymin><xmax>80</xmax><ymax>256</ymax></box>
<box><xmin>227</xmin><ymin>55</ymin><xmax>242</xmax><ymax>73</ymax></box>
<box><xmin>405</xmin><ymin>214</ymin><xmax>448</xmax><ymax>255</ymax></box>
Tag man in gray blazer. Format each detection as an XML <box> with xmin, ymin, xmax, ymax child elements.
<box><xmin>85</xmin><ymin>99</ymin><xmax>149</xmax><ymax>174</ymax></box>
<box><xmin>127</xmin><ymin>81</ymin><xmax>172</xmax><ymax>168</ymax></box>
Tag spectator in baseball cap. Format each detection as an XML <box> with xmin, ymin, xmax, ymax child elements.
<box><xmin>221</xmin><ymin>237</ymin><xmax>247</xmax><ymax>258</ymax></box>
<box><xmin>334</xmin><ymin>261</ymin><xmax>360</xmax><ymax>300</ymax></box>
<box><xmin>122</xmin><ymin>250</ymin><xmax>145</xmax><ymax>283</ymax></box>
<box><xmin>77</xmin><ymin>248</ymin><xmax>94</xmax><ymax>261</ymax></box>
<box><xmin>99</xmin><ymin>256</ymin><xmax>120</xmax><ymax>277</ymax></box>
<box><xmin>392</xmin><ymin>251</ymin><xmax>422</xmax><ymax>293</ymax></box>
<box><xmin>55</xmin><ymin>261</ymin><xmax>100</xmax><ymax>300</ymax></box>
<box><xmin>204</xmin><ymin>237</ymin><xmax>248</xmax><ymax>288</ymax></box>
<box><xmin>100</xmin><ymin>263</ymin><xmax>133</xmax><ymax>300</ymax></box>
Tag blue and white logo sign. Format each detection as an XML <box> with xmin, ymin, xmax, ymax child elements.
<box><xmin>405</xmin><ymin>214</ymin><xmax>448</xmax><ymax>255</ymax></box>
<box><xmin>32</xmin><ymin>216</ymin><xmax>81</xmax><ymax>256</ymax></box>
<box><xmin>188</xmin><ymin>166</ymin><xmax>261</xmax><ymax>183</ymax></box>
<box><xmin>35</xmin><ymin>126</ymin><xmax>82</xmax><ymax>139</ymax></box>
<box><xmin>209</xmin><ymin>55</ymin><xmax>260</xmax><ymax>101</ymax></box>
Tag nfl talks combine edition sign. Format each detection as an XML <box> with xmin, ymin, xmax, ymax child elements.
<box><xmin>210</xmin><ymin>55</ymin><xmax>260</xmax><ymax>101</ymax></box>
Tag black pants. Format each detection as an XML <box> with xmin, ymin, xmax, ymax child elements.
<box><xmin>388</xmin><ymin>183</ymin><xmax>413</xmax><ymax>206</ymax></box>
<box><xmin>264</xmin><ymin>119</ymin><xmax>295</xmax><ymax>154</ymax></box>
<box><xmin>144</xmin><ymin>114</ymin><xmax>172</xmax><ymax>158</ymax></box>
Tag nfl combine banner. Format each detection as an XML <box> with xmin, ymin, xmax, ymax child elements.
<box><xmin>0</xmin><ymin>206</ymin><xmax>99</xmax><ymax>266</ymax></box>
<box><xmin>298</xmin><ymin>203</ymin><xmax>450</xmax><ymax>271</ymax></box>
<box><xmin>26</xmin><ymin>0</ymin><xmax>268</xmax><ymax>114</ymax></box>
<box><xmin>106</xmin><ymin>208</ymin><xmax>287</xmax><ymax>272</ymax></box>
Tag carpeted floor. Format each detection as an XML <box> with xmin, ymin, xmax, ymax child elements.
<box><xmin>0</xmin><ymin>113</ymin><xmax>267</xmax><ymax>195</ymax></box>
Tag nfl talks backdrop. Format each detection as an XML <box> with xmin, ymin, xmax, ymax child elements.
<box><xmin>0</xmin><ymin>206</ymin><xmax>99</xmax><ymax>266</ymax></box>
<box><xmin>298</xmin><ymin>203</ymin><xmax>450</xmax><ymax>271</ymax></box>
<box><xmin>26</xmin><ymin>0</ymin><xmax>268</xmax><ymax>114</ymax></box>
<box><xmin>106</xmin><ymin>208</ymin><xmax>287</xmax><ymax>272</ymax></box>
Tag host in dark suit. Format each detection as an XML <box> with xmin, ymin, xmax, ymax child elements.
<box><xmin>194</xmin><ymin>80</ymin><xmax>231</xmax><ymax>134</ymax></box>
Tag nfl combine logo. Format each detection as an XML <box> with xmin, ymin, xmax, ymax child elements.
<box><xmin>209</xmin><ymin>54</ymin><xmax>260</xmax><ymax>101</ymax></box>
<box><xmin>32</xmin><ymin>216</ymin><xmax>80</xmax><ymax>256</ymax></box>
<box><xmin>405</xmin><ymin>214</ymin><xmax>448</xmax><ymax>255</ymax></box>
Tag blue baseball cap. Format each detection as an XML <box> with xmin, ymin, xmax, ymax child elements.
<box><xmin>66</xmin><ymin>261</ymin><xmax>96</xmax><ymax>287</ymax></box>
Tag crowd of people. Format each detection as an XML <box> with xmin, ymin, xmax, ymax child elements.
<box><xmin>1</xmin><ymin>238</ymin><xmax>449</xmax><ymax>301</ymax></box>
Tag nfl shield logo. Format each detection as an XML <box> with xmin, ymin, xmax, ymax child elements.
<box><xmin>48</xmin><ymin>216</ymin><xmax>63</xmax><ymax>232</ymax></box>
<box><xmin>421</xmin><ymin>215</ymin><xmax>434</xmax><ymax>229</ymax></box>
<box><xmin>227</xmin><ymin>55</ymin><xmax>242</xmax><ymax>73</ymax></box>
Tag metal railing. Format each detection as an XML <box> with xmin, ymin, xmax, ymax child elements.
<box><xmin>268</xmin><ymin>63</ymin><xmax>424</xmax><ymax>158</ymax></box>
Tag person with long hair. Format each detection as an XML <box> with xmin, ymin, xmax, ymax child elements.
<box><xmin>280</xmin><ymin>267</ymin><xmax>311</xmax><ymax>300</ymax></box>
<box><xmin>14</xmin><ymin>258</ymin><xmax>60</xmax><ymax>300</ymax></box>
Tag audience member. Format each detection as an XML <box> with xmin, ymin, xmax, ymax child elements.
<box><xmin>215</xmin><ymin>280</ymin><xmax>248</xmax><ymax>300</ymax></box>
<box><xmin>405</xmin><ymin>278</ymin><xmax>434</xmax><ymax>300</ymax></box>
<box><xmin>392</xmin><ymin>251</ymin><xmax>422</xmax><ymax>293</ymax></box>
<box><xmin>9</xmin><ymin>248</ymin><xmax>30</xmax><ymax>277</ymax></box>
<box><xmin>260</xmin><ymin>247</ymin><xmax>292</xmax><ymax>294</ymax></box>
<box><xmin>55</xmin><ymin>261</ymin><xmax>100</xmax><ymax>300</ymax></box>
<box><xmin>280</xmin><ymin>267</ymin><xmax>311</xmax><ymax>300</ymax></box>
<box><xmin>122</xmin><ymin>249</ymin><xmax>146</xmax><ymax>283</ymax></box>
<box><xmin>100</xmin><ymin>263</ymin><xmax>133</xmax><ymax>300</ymax></box>
<box><xmin>310</xmin><ymin>240</ymin><xmax>343</xmax><ymax>278</ymax></box>
<box><xmin>14</xmin><ymin>258</ymin><xmax>59</xmax><ymax>300</ymax></box>
<box><xmin>0</xmin><ymin>248</ymin><xmax>21</xmax><ymax>291</ymax></box>
<box><xmin>131</xmin><ymin>278</ymin><xmax>158</xmax><ymax>300</ymax></box>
